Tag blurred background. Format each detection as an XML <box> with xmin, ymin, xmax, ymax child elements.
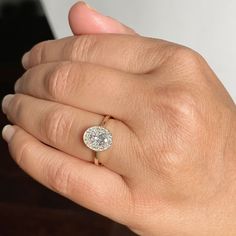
<box><xmin>0</xmin><ymin>0</ymin><xmax>134</xmax><ymax>235</ymax></box>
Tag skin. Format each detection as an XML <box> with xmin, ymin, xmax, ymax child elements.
<box><xmin>2</xmin><ymin>2</ymin><xmax>236</xmax><ymax>236</ymax></box>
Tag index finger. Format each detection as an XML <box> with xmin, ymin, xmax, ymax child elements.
<box><xmin>22</xmin><ymin>34</ymin><xmax>172</xmax><ymax>74</ymax></box>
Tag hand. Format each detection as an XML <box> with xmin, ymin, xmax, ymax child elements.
<box><xmin>2</xmin><ymin>5</ymin><xmax>236</xmax><ymax>236</ymax></box>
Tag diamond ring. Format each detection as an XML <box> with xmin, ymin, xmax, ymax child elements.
<box><xmin>83</xmin><ymin>115</ymin><xmax>113</xmax><ymax>165</ymax></box>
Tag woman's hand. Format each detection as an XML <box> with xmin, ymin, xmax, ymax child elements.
<box><xmin>2</xmin><ymin>33</ymin><xmax>236</xmax><ymax>236</ymax></box>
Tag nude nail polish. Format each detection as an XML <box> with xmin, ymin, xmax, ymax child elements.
<box><xmin>2</xmin><ymin>125</ymin><xmax>15</xmax><ymax>142</ymax></box>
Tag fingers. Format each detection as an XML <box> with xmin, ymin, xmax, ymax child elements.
<box><xmin>2</xmin><ymin>125</ymin><xmax>132</xmax><ymax>224</ymax></box>
<box><xmin>14</xmin><ymin>62</ymin><xmax>143</xmax><ymax>122</ymax></box>
<box><xmin>68</xmin><ymin>1</ymin><xmax>137</xmax><ymax>35</ymax></box>
<box><xmin>2</xmin><ymin>94</ymin><xmax>137</xmax><ymax>176</ymax></box>
<box><xmin>22</xmin><ymin>34</ymin><xmax>170</xmax><ymax>74</ymax></box>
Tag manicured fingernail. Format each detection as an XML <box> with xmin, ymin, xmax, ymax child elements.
<box><xmin>83</xmin><ymin>2</ymin><xmax>136</xmax><ymax>34</ymax></box>
<box><xmin>79</xmin><ymin>1</ymin><xmax>95</xmax><ymax>10</ymax></box>
<box><xmin>14</xmin><ymin>79</ymin><xmax>21</xmax><ymax>92</ymax></box>
<box><xmin>2</xmin><ymin>94</ymin><xmax>14</xmax><ymax>114</ymax></box>
<box><xmin>2</xmin><ymin>125</ymin><xmax>15</xmax><ymax>142</ymax></box>
<box><xmin>85</xmin><ymin>3</ymin><xmax>93</xmax><ymax>9</ymax></box>
<box><xmin>22</xmin><ymin>52</ymin><xmax>30</xmax><ymax>68</ymax></box>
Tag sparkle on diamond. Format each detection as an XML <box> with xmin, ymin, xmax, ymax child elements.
<box><xmin>83</xmin><ymin>126</ymin><xmax>112</xmax><ymax>152</ymax></box>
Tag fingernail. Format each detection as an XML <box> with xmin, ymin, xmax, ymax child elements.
<box><xmin>84</xmin><ymin>2</ymin><xmax>94</xmax><ymax>10</ymax></box>
<box><xmin>83</xmin><ymin>2</ymin><xmax>136</xmax><ymax>34</ymax></box>
<box><xmin>2</xmin><ymin>125</ymin><xmax>15</xmax><ymax>142</ymax></box>
<box><xmin>2</xmin><ymin>94</ymin><xmax>14</xmax><ymax>114</ymax></box>
<box><xmin>22</xmin><ymin>52</ymin><xmax>30</xmax><ymax>68</ymax></box>
<box><xmin>14</xmin><ymin>79</ymin><xmax>21</xmax><ymax>92</ymax></box>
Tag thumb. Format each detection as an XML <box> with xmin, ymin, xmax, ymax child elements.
<box><xmin>69</xmin><ymin>1</ymin><xmax>137</xmax><ymax>35</ymax></box>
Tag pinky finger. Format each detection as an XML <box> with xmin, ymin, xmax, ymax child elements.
<box><xmin>2</xmin><ymin>125</ymin><xmax>132</xmax><ymax>225</ymax></box>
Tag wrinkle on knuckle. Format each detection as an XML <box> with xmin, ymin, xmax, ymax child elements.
<box><xmin>41</xmin><ymin>106</ymin><xmax>74</xmax><ymax>146</ymax></box>
<box><xmin>169</xmin><ymin>46</ymin><xmax>204</xmax><ymax>73</ymax></box>
<box><xmin>47</xmin><ymin>160</ymin><xmax>75</xmax><ymax>195</ymax></box>
<box><xmin>145</xmin><ymin>42</ymin><xmax>173</xmax><ymax>70</ymax></box>
<box><xmin>150</xmin><ymin>86</ymin><xmax>202</xmax><ymax>157</ymax></box>
<box><xmin>15</xmin><ymin>139</ymin><xmax>33</xmax><ymax>167</ymax></box>
<box><xmin>9</xmin><ymin>95</ymin><xmax>24</xmax><ymax>121</ymax></box>
<box><xmin>154</xmin><ymin>85</ymin><xmax>199</xmax><ymax>121</ymax></box>
<box><xmin>22</xmin><ymin>67</ymin><xmax>32</xmax><ymax>79</ymax></box>
<box><xmin>70</xmin><ymin>35</ymin><xmax>98</xmax><ymax>62</ymax></box>
<box><xmin>46</xmin><ymin>63</ymin><xmax>73</xmax><ymax>100</ymax></box>
<box><xmin>30</xmin><ymin>41</ymin><xmax>47</xmax><ymax>65</ymax></box>
<box><xmin>153</xmin><ymin>87</ymin><xmax>202</xmax><ymax>156</ymax></box>
<box><xmin>168</xmin><ymin>89</ymin><xmax>197</xmax><ymax>119</ymax></box>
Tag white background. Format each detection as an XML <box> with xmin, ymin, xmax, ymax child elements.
<box><xmin>40</xmin><ymin>0</ymin><xmax>236</xmax><ymax>102</ymax></box>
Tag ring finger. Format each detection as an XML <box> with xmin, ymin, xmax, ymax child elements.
<box><xmin>2</xmin><ymin>94</ymin><xmax>137</xmax><ymax>176</ymax></box>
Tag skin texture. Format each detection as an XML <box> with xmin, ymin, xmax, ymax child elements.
<box><xmin>2</xmin><ymin>2</ymin><xmax>236</xmax><ymax>236</ymax></box>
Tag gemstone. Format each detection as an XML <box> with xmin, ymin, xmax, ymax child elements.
<box><xmin>83</xmin><ymin>126</ymin><xmax>112</xmax><ymax>152</ymax></box>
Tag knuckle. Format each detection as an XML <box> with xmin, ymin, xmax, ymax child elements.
<box><xmin>46</xmin><ymin>63</ymin><xmax>73</xmax><ymax>100</ymax></box>
<box><xmin>8</xmin><ymin>94</ymin><xmax>25</xmax><ymax>121</ymax></box>
<box><xmin>167</xmin><ymin>87</ymin><xmax>197</xmax><ymax>118</ymax></box>
<box><xmin>22</xmin><ymin>67</ymin><xmax>32</xmax><ymax>79</ymax></box>
<box><xmin>149</xmin><ymin>86</ymin><xmax>202</xmax><ymax>174</ymax></box>
<box><xmin>41</xmin><ymin>106</ymin><xmax>74</xmax><ymax>146</ymax></box>
<box><xmin>153</xmin><ymin>87</ymin><xmax>201</xmax><ymax>157</ymax></box>
<box><xmin>153</xmin><ymin>85</ymin><xmax>200</xmax><ymax>125</ymax></box>
<box><xmin>145</xmin><ymin>40</ymin><xmax>172</xmax><ymax>68</ymax></box>
<box><xmin>170</xmin><ymin>46</ymin><xmax>204</xmax><ymax>71</ymax></box>
<box><xmin>70</xmin><ymin>35</ymin><xmax>98</xmax><ymax>61</ymax></box>
<box><xmin>14</xmin><ymin>138</ymin><xmax>33</xmax><ymax>167</ymax></box>
<box><xmin>30</xmin><ymin>41</ymin><xmax>48</xmax><ymax>65</ymax></box>
<box><xmin>47</xmin><ymin>161</ymin><xmax>74</xmax><ymax>195</ymax></box>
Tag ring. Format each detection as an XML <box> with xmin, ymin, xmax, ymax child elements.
<box><xmin>83</xmin><ymin>115</ymin><xmax>113</xmax><ymax>165</ymax></box>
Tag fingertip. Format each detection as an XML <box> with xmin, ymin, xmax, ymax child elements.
<box><xmin>68</xmin><ymin>1</ymin><xmax>84</xmax><ymax>18</ymax></box>
<box><xmin>22</xmin><ymin>52</ymin><xmax>30</xmax><ymax>69</ymax></box>
<box><xmin>68</xmin><ymin>1</ymin><xmax>86</xmax><ymax>34</ymax></box>
<box><xmin>2</xmin><ymin>94</ymin><xmax>14</xmax><ymax>114</ymax></box>
<box><xmin>70</xmin><ymin>1</ymin><xmax>93</xmax><ymax>11</ymax></box>
<box><xmin>2</xmin><ymin>125</ymin><xmax>15</xmax><ymax>143</ymax></box>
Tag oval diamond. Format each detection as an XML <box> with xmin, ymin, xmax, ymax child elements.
<box><xmin>83</xmin><ymin>126</ymin><xmax>112</xmax><ymax>152</ymax></box>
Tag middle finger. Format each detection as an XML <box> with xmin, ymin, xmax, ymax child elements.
<box><xmin>15</xmin><ymin>62</ymin><xmax>144</xmax><ymax>124</ymax></box>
